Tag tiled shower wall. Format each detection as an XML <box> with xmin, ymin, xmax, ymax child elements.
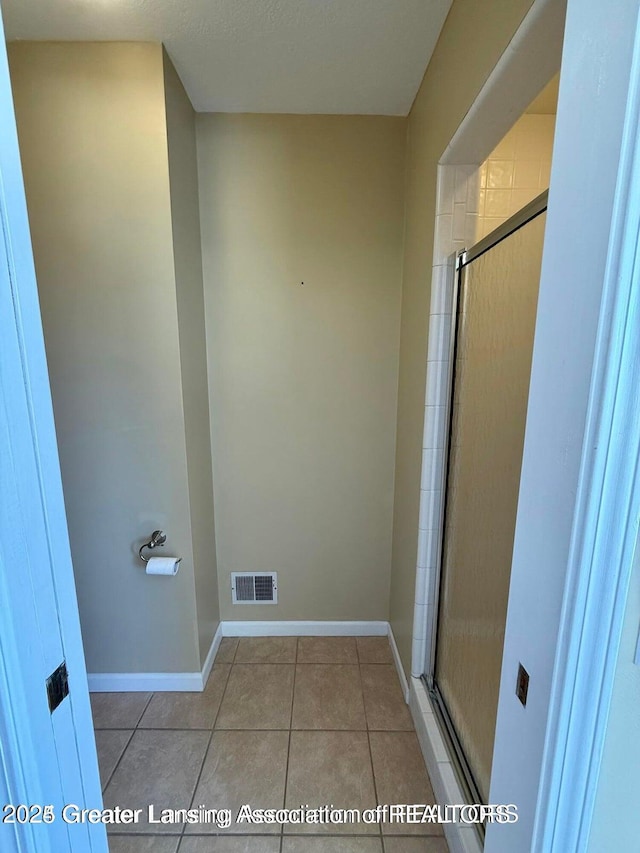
<box><xmin>411</xmin><ymin>163</ymin><xmax>477</xmax><ymax>677</ymax></box>
<box><xmin>412</xmin><ymin>115</ymin><xmax>555</xmax><ymax>676</ymax></box>
<box><xmin>476</xmin><ymin>113</ymin><xmax>555</xmax><ymax>240</ymax></box>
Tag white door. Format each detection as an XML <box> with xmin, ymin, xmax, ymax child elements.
<box><xmin>0</xmin><ymin>11</ymin><xmax>106</xmax><ymax>853</ymax></box>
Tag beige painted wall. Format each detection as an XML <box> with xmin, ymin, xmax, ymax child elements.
<box><xmin>390</xmin><ymin>0</ymin><xmax>536</xmax><ymax>675</ymax></box>
<box><xmin>197</xmin><ymin>114</ymin><xmax>406</xmax><ymax>621</ymax></box>
<box><xmin>163</xmin><ymin>51</ymin><xmax>220</xmax><ymax>666</ymax></box>
<box><xmin>9</xmin><ymin>42</ymin><xmax>203</xmax><ymax>673</ymax></box>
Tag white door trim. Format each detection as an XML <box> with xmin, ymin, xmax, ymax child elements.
<box><xmin>532</xmin><ymin>9</ymin><xmax>640</xmax><ymax>850</ymax></box>
<box><xmin>0</xmin><ymin>13</ymin><xmax>105</xmax><ymax>852</ymax></box>
<box><xmin>410</xmin><ymin>0</ymin><xmax>640</xmax><ymax>849</ymax></box>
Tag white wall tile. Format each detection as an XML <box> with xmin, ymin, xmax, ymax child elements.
<box><xmin>411</xmin><ymin>635</ymin><xmax>427</xmax><ymax>675</ymax></box>
<box><xmin>418</xmin><ymin>488</ymin><xmax>441</xmax><ymax>532</ymax></box>
<box><xmin>421</xmin><ymin>448</ymin><xmax>444</xmax><ymax>492</ymax></box>
<box><xmin>425</xmin><ymin>359</ymin><xmax>449</xmax><ymax>406</ymax></box>
<box><xmin>429</xmin><ymin>263</ymin><xmax>454</xmax><ymax>314</ymax></box>
<box><xmin>417</xmin><ymin>524</ymin><xmax>439</xmax><ymax>570</ymax></box>
<box><xmin>453</xmin><ymin>202</ymin><xmax>468</xmax><ymax>241</ymax></box>
<box><xmin>423</xmin><ymin>404</ymin><xmax>447</xmax><ymax>450</ymax></box>
<box><xmin>511</xmin><ymin>188</ymin><xmax>537</xmax><ymax>211</ymax></box>
<box><xmin>434</xmin><ymin>213</ymin><xmax>453</xmax><ymax>259</ymax></box>
<box><xmin>485</xmin><ymin>189</ymin><xmax>512</xmax><ymax>217</ymax></box>
<box><xmin>464</xmin><ymin>212</ymin><xmax>479</xmax><ymax>245</ymax></box>
<box><xmin>513</xmin><ymin>159</ymin><xmax>542</xmax><ymax>189</ymax></box>
<box><xmin>427</xmin><ymin>312</ymin><xmax>452</xmax><ymax>362</ymax></box>
<box><xmin>466</xmin><ymin>175</ymin><xmax>480</xmax><ymax>214</ymax></box>
<box><xmin>475</xmin><ymin>111</ymin><xmax>556</xmax><ymax>242</ymax></box>
<box><xmin>414</xmin><ymin>563</ymin><xmax>429</xmax><ymax>605</ymax></box>
<box><xmin>416</xmin><ymin>527</ymin><xmax>431</xmax><ymax>567</ymax></box>
<box><xmin>436</xmin><ymin>165</ymin><xmax>456</xmax><ymax>215</ymax></box>
<box><xmin>539</xmin><ymin>159</ymin><xmax>552</xmax><ymax>187</ymax></box>
<box><xmin>487</xmin><ymin>159</ymin><xmax>514</xmax><ymax>189</ymax></box>
<box><xmin>482</xmin><ymin>216</ymin><xmax>506</xmax><ymax>239</ymax></box>
<box><xmin>454</xmin><ymin>165</ymin><xmax>472</xmax><ymax>203</ymax></box>
<box><xmin>412</xmin><ymin>602</ymin><xmax>430</xmax><ymax>642</ymax></box>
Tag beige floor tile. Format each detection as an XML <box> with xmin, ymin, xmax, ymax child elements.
<box><xmin>216</xmin><ymin>664</ymin><xmax>294</xmax><ymax>729</ymax></box>
<box><xmin>361</xmin><ymin>665</ymin><xmax>413</xmax><ymax>731</ymax></box>
<box><xmin>94</xmin><ymin>729</ymin><xmax>132</xmax><ymax>790</ymax></box>
<box><xmin>292</xmin><ymin>665</ymin><xmax>366</xmax><ymax>730</ymax></box>
<box><xmin>90</xmin><ymin>692</ymin><xmax>151</xmax><ymax>729</ymax></box>
<box><xmin>234</xmin><ymin>637</ymin><xmax>298</xmax><ymax>663</ymax></box>
<box><xmin>285</xmin><ymin>731</ymin><xmax>378</xmax><ymax>835</ymax></box>
<box><xmin>102</xmin><ymin>729</ymin><xmax>210</xmax><ymax>833</ymax></box>
<box><xmin>186</xmin><ymin>730</ymin><xmax>289</xmax><ymax>835</ymax></box>
<box><xmin>297</xmin><ymin>637</ymin><xmax>358</xmax><ymax>664</ymax></box>
<box><xmin>108</xmin><ymin>837</ymin><xmax>179</xmax><ymax>853</ymax></box>
<box><xmin>179</xmin><ymin>838</ymin><xmax>280</xmax><ymax>852</ymax></box>
<box><xmin>216</xmin><ymin>638</ymin><xmax>240</xmax><ymax>663</ymax></box>
<box><xmin>383</xmin><ymin>839</ymin><xmax>450</xmax><ymax>852</ymax></box>
<box><xmin>369</xmin><ymin>733</ymin><xmax>442</xmax><ymax>837</ymax></box>
<box><xmin>138</xmin><ymin>665</ymin><xmax>231</xmax><ymax>729</ymax></box>
<box><xmin>356</xmin><ymin>638</ymin><xmax>393</xmax><ymax>664</ymax></box>
<box><xmin>283</xmin><ymin>838</ymin><xmax>383</xmax><ymax>852</ymax></box>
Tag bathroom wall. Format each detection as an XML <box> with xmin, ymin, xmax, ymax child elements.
<box><xmin>163</xmin><ymin>50</ymin><xmax>220</xmax><ymax>667</ymax></box>
<box><xmin>8</xmin><ymin>42</ymin><xmax>211</xmax><ymax>675</ymax></box>
<box><xmin>389</xmin><ymin>0</ymin><xmax>536</xmax><ymax>676</ymax></box>
<box><xmin>476</xmin><ymin>109</ymin><xmax>556</xmax><ymax>241</ymax></box>
<box><xmin>196</xmin><ymin>114</ymin><xmax>406</xmax><ymax>621</ymax></box>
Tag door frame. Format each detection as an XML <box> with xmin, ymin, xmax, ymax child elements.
<box><xmin>531</xmin><ymin>7</ymin><xmax>640</xmax><ymax>848</ymax></box>
<box><xmin>410</xmin><ymin>0</ymin><xmax>640</xmax><ymax>850</ymax></box>
<box><xmin>0</xmin><ymin>10</ymin><xmax>105</xmax><ymax>852</ymax></box>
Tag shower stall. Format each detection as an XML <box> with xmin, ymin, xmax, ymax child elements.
<box><xmin>427</xmin><ymin>192</ymin><xmax>548</xmax><ymax>806</ymax></box>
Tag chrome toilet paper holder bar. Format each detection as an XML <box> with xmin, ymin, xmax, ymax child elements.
<box><xmin>139</xmin><ymin>530</ymin><xmax>167</xmax><ymax>563</ymax></box>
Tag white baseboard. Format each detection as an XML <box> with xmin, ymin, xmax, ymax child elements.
<box><xmin>86</xmin><ymin>671</ymin><xmax>203</xmax><ymax>692</ymax></box>
<box><xmin>388</xmin><ymin>624</ymin><xmax>410</xmax><ymax>702</ymax></box>
<box><xmin>409</xmin><ymin>677</ymin><xmax>483</xmax><ymax>853</ymax></box>
<box><xmin>88</xmin><ymin>623</ymin><xmax>223</xmax><ymax>693</ymax></box>
<box><xmin>87</xmin><ymin>620</ymin><xmax>391</xmax><ymax>691</ymax></box>
<box><xmin>201</xmin><ymin>622</ymin><xmax>222</xmax><ymax>687</ymax></box>
<box><xmin>220</xmin><ymin>620</ymin><xmax>388</xmax><ymax>637</ymax></box>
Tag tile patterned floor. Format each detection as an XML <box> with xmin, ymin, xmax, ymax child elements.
<box><xmin>93</xmin><ymin>636</ymin><xmax>450</xmax><ymax>853</ymax></box>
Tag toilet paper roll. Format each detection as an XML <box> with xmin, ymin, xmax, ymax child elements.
<box><xmin>145</xmin><ymin>556</ymin><xmax>181</xmax><ymax>576</ymax></box>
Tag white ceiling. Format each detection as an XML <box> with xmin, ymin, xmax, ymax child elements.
<box><xmin>1</xmin><ymin>0</ymin><xmax>452</xmax><ymax>115</ymax></box>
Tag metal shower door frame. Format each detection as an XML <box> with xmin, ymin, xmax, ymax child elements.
<box><xmin>425</xmin><ymin>190</ymin><xmax>549</xmax><ymax>809</ymax></box>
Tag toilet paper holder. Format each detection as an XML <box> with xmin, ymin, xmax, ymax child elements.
<box><xmin>139</xmin><ymin>530</ymin><xmax>167</xmax><ymax>563</ymax></box>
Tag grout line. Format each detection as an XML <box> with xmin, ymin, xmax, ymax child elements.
<box><xmin>100</xmin><ymin>728</ymin><xmax>136</xmax><ymax>794</ymax></box>
<box><xmin>366</xmin><ymin>728</ymin><xmax>384</xmax><ymax>849</ymax></box>
<box><xmin>279</xmin><ymin>638</ymin><xmax>298</xmax><ymax>851</ymax></box>
<box><xmin>134</xmin><ymin>691</ymin><xmax>155</xmax><ymax>728</ymax></box>
<box><xmin>359</xmin><ymin>662</ymin><xmax>370</xmax><ymax>734</ymax></box>
<box><xmin>210</xmin><ymin>650</ymin><xmax>233</xmax><ymax>731</ymax></box>
<box><xmin>179</xmin><ymin>730</ymin><xmax>213</xmax><ymax>844</ymax></box>
<box><xmin>178</xmin><ymin>654</ymin><xmax>236</xmax><ymax>843</ymax></box>
<box><xmin>100</xmin><ymin>692</ymin><xmax>155</xmax><ymax>793</ymax></box>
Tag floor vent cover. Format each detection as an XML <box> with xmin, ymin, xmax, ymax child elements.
<box><xmin>231</xmin><ymin>572</ymin><xmax>278</xmax><ymax>604</ymax></box>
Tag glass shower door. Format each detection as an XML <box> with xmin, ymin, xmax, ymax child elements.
<box><xmin>432</xmin><ymin>199</ymin><xmax>547</xmax><ymax>803</ymax></box>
